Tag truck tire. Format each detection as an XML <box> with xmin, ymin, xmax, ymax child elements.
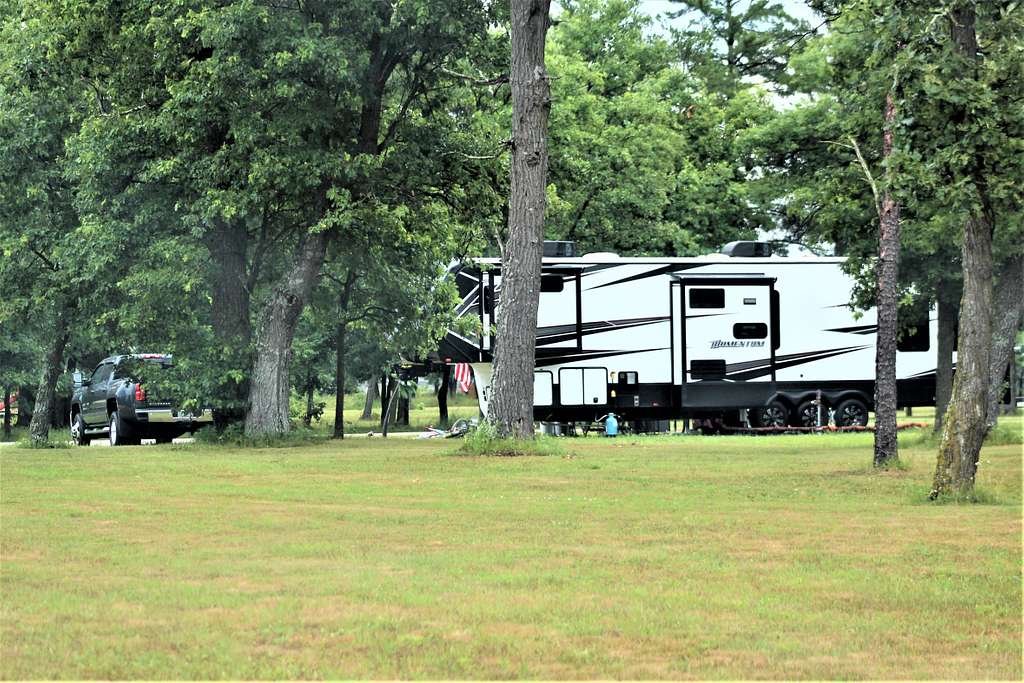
<box><xmin>834</xmin><ymin>398</ymin><xmax>869</xmax><ymax>427</ymax></box>
<box><xmin>71</xmin><ymin>413</ymin><xmax>91</xmax><ymax>446</ymax></box>
<box><xmin>108</xmin><ymin>412</ymin><xmax>138</xmax><ymax>446</ymax></box>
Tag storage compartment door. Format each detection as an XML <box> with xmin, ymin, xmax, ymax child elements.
<box><xmin>559</xmin><ymin>368</ymin><xmax>584</xmax><ymax>405</ymax></box>
<box><xmin>534</xmin><ymin>371</ymin><xmax>553</xmax><ymax>407</ymax></box>
<box><xmin>583</xmin><ymin>368</ymin><xmax>608</xmax><ymax>405</ymax></box>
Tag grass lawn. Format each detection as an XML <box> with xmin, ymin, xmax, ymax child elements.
<box><xmin>1</xmin><ymin>427</ymin><xmax>1021</xmax><ymax>679</ymax></box>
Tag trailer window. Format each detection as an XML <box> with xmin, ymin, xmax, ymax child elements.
<box><xmin>483</xmin><ymin>285</ymin><xmax>495</xmax><ymax>315</ymax></box>
<box><xmin>733</xmin><ymin>322</ymin><xmax>768</xmax><ymax>339</ymax></box>
<box><xmin>897</xmin><ymin>304</ymin><xmax>930</xmax><ymax>352</ymax></box>
<box><xmin>540</xmin><ymin>275</ymin><xmax>564</xmax><ymax>293</ymax></box>
<box><xmin>689</xmin><ymin>288</ymin><xmax>724</xmax><ymax>309</ymax></box>
<box><xmin>617</xmin><ymin>371</ymin><xmax>638</xmax><ymax>385</ymax></box>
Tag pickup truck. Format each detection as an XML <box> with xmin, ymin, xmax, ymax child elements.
<box><xmin>69</xmin><ymin>354</ymin><xmax>212</xmax><ymax>446</ymax></box>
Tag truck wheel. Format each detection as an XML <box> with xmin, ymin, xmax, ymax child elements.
<box><xmin>109</xmin><ymin>412</ymin><xmax>134</xmax><ymax>446</ymax></box>
<box><xmin>71</xmin><ymin>413</ymin><xmax>91</xmax><ymax>446</ymax></box>
<box><xmin>835</xmin><ymin>398</ymin><xmax>869</xmax><ymax>427</ymax></box>
<box><xmin>796</xmin><ymin>400</ymin><xmax>824</xmax><ymax>428</ymax></box>
<box><xmin>750</xmin><ymin>401</ymin><xmax>789</xmax><ymax>429</ymax></box>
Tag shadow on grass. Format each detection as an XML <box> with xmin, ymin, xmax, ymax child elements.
<box><xmin>14</xmin><ymin>437</ymin><xmax>72</xmax><ymax>449</ymax></box>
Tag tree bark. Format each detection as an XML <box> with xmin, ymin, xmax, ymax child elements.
<box><xmin>489</xmin><ymin>0</ymin><xmax>551</xmax><ymax>439</ymax></box>
<box><xmin>361</xmin><ymin>379</ymin><xmax>377</xmax><ymax>420</ymax></box>
<box><xmin>29</xmin><ymin>305</ymin><xmax>71</xmax><ymax>443</ymax></box>
<box><xmin>437</xmin><ymin>365</ymin><xmax>451</xmax><ymax>427</ymax></box>
<box><xmin>934</xmin><ymin>281</ymin><xmax>959</xmax><ymax>432</ymax></box>
<box><xmin>873</xmin><ymin>92</ymin><xmax>900</xmax><ymax>467</ymax></box>
<box><xmin>244</xmin><ymin>231</ymin><xmax>328</xmax><ymax>437</ymax></box>
<box><xmin>985</xmin><ymin>254</ymin><xmax>1024</xmax><ymax>427</ymax></box>
<box><xmin>932</xmin><ymin>3</ymin><xmax>994</xmax><ymax>499</ymax></box>
<box><xmin>932</xmin><ymin>214</ymin><xmax>993</xmax><ymax>498</ymax></box>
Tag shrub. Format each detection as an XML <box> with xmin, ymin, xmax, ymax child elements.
<box><xmin>194</xmin><ymin>422</ymin><xmax>324</xmax><ymax>448</ymax></box>
<box><xmin>452</xmin><ymin>421</ymin><xmax>565</xmax><ymax>457</ymax></box>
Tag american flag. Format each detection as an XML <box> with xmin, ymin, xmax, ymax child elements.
<box><xmin>0</xmin><ymin>390</ymin><xmax>17</xmax><ymax>413</ymax></box>
<box><xmin>454</xmin><ymin>363</ymin><xmax>473</xmax><ymax>393</ymax></box>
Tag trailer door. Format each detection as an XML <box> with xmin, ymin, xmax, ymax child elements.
<box><xmin>678</xmin><ymin>276</ymin><xmax>777</xmax><ymax>409</ymax></box>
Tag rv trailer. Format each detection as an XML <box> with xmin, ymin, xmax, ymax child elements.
<box><xmin>435</xmin><ymin>241</ymin><xmax>937</xmax><ymax>430</ymax></box>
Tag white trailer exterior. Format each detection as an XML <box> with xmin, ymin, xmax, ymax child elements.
<box><xmin>436</xmin><ymin>248</ymin><xmax>937</xmax><ymax>428</ymax></box>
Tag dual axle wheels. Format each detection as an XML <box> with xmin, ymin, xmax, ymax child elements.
<box><xmin>749</xmin><ymin>397</ymin><xmax>869</xmax><ymax>429</ymax></box>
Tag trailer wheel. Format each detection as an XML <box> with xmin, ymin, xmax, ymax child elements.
<box><xmin>750</xmin><ymin>401</ymin><xmax>789</xmax><ymax>429</ymax></box>
<box><xmin>835</xmin><ymin>398</ymin><xmax>869</xmax><ymax>427</ymax></box>
<box><xmin>795</xmin><ymin>400</ymin><xmax>824</xmax><ymax>428</ymax></box>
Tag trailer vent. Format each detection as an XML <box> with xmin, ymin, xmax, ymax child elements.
<box><xmin>721</xmin><ymin>241</ymin><xmax>773</xmax><ymax>257</ymax></box>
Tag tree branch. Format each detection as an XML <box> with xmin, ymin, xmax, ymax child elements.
<box><xmin>825</xmin><ymin>137</ymin><xmax>882</xmax><ymax>217</ymax></box>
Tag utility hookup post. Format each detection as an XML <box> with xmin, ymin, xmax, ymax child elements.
<box><xmin>815</xmin><ymin>389</ymin><xmax>823</xmax><ymax>431</ymax></box>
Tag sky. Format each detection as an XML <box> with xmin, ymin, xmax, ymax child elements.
<box><xmin>638</xmin><ymin>0</ymin><xmax>820</xmax><ymax>29</ymax></box>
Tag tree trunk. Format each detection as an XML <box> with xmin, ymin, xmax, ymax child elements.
<box><xmin>244</xmin><ymin>231</ymin><xmax>328</xmax><ymax>437</ymax></box>
<box><xmin>437</xmin><ymin>365</ymin><xmax>451</xmax><ymax>427</ymax></box>
<box><xmin>932</xmin><ymin>214</ymin><xmax>993</xmax><ymax>498</ymax></box>
<box><xmin>397</xmin><ymin>394</ymin><xmax>410</xmax><ymax>426</ymax></box>
<box><xmin>15</xmin><ymin>387</ymin><xmax>32</xmax><ymax>427</ymax></box>
<box><xmin>29</xmin><ymin>306</ymin><xmax>71</xmax><ymax>443</ymax></box>
<box><xmin>3</xmin><ymin>385</ymin><xmax>11</xmax><ymax>440</ymax></box>
<box><xmin>332</xmin><ymin>273</ymin><xmax>356</xmax><ymax>439</ymax></box>
<box><xmin>934</xmin><ymin>281</ymin><xmax>959</xmax><ymax>432</ymax></box>
<box><xmin>380</xmin><ymin>376</ymin><xmax>397</xmax><ymax>437</ymax></box>
<box><xmin>333</xmin><ymin>323</ymin><xmax>348</xmax><ymax>439</ymax></box>
<box><xmin>380</xmin><ymin>376</ymin><xmax>391</xmax><ymax>431</ymax></box>
<box><xmin>873</xmin><ymin>92</ymin><xmax>900</xmax><ymax>467</ymax></box>
<box><xmin>208</xmin><ymin>218</ymin><xmax>252</xmax><ymax>345</ymax></box>
<box><xmin>361</xmin><ymin>379</ymin><xmax>377</xmax><ymax>420</ymax></box>
<box><xmin>931</xmin><ymin>3</ymin><xmax>994</xmax><ymax>499</ymax></box>
<box><xmin>208</xmin><ymin>218</ymin><xmax>252</xmax><ymax>426</ymax></box>
<box><xmin>489</xmin><ymin>0</ymin><xmax>551</xmax><ymax>439</ymax></box>
<box><xmin>985</xmin><ymin>254</ymin><xmax>1024</xmax><ymax>427</ymax></box>
<box><xmin>303</xmin><ymin>376</ymin><xmax>315</xmax><ymax>428</ymax></box>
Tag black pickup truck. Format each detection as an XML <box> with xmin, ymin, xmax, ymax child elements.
<box><xmin>69</xmin><ymin>354</ymin><xmax>212</xmax><ymax>446</ymax></box>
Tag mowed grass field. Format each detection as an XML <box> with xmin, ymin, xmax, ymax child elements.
<box><xmin>1</xmin><ymin>425</ymin><xmax>1021</xmax><ymax>679</ymax></box>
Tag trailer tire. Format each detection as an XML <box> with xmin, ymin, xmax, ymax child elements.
<box><xmin>749</xmin><ymin>400</ymin><xmax>789</xmax><ymax>429</ymax></box>
<box><xmin>834</xmin><ymin>398</ymin><xmax>869</xmax><ymax>427</ymax></box>
<box><xmin>795</xmin><ymin>400</ymin><xmax>823</xmax><ymax>428</ymax></box>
